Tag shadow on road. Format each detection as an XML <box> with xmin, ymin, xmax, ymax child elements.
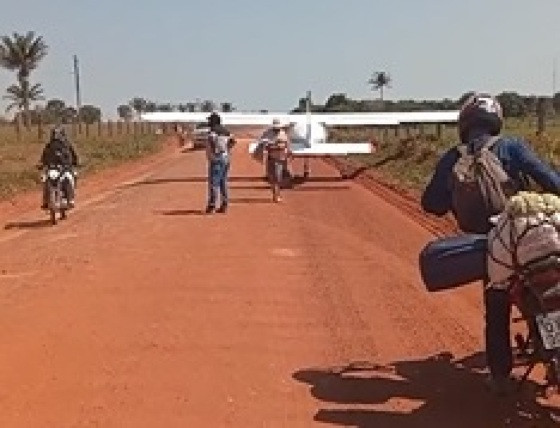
<box><xmin>157</xmin><ymin>209</ymin><xmax>206</xmax><ymax>216</ymax></box>
<box><xmin>124</xmin><ymin>176</ymin><xmax>265</xmax><ymax>188</ymax></box>
<box><xmin>124</xmin><ymin>175</ymin><xmax>350</xmax><ymax>189</ymax></box>
<box><xmin>156</xmin><ymin>197</ymin><xmax>274</xmax><ymax>216</ymax></box>
<box><xmin>4</xmin><ymin>219</ymin><xmax>52</xmax><ymax>230</ymax></box>
<box><xmin>291</xmin><ymin>185</ymin><xmax>351</xmax><ymax>192</ymax></box>
<box><xmin>293</xmin><ymin>352</ymin><xmax>559</xmax><ymax>427</ymax></box>
<box><xmin>229</xmin><ymin>197</ymin><xmax>274</xmax><ymax>204</ymax></box>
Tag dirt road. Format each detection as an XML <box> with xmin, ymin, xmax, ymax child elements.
<box><xmin>0</xmin><ymin>140</ymin><xmax>557</xmax><ymax>427</ymax></box>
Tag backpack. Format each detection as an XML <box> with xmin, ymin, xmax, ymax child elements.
<box><xmin>49</xmin><ymin>139</ymin><xmax>72</xmax><ymax>166</ymax></box>
<box><xmin>209</xmin><ymin>131</ymin><xmax>230</xmax><ymax>156</ymax></box>
<box><xmin>450</xmin><ymin>136</ymin><xmax>517</xmax><ymax>233</ymax></box>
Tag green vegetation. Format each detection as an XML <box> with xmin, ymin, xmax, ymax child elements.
<box><xmin>0</xmin><ymin>125</ymin><xmax>161</xmax><ymax>200</ymax></box>
<box><xmin>0</xmin><ymin>31</ymin><xmax>165</xmax><ymax>200</ymax></box>
<box><xmin>333</xmin><ymin>117</ymin><xmax>560</xmax><ymax>192</ymax></box>
<box><xmin>0</xmin><ymin>31</ymin><xmax>48</xmax><ymax>127</ymax></box>
<box><xmin>123</xmin><ymin>97</ymin><xmax>235</xmax><ymax>116</ymax></box>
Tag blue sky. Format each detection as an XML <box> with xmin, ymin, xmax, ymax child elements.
<box><xmin>1</xmin><ymin>0</ymin><xmax>559</xmax><ymax>117</ymax></box>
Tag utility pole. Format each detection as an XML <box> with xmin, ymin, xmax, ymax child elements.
<box><xmin>73</xmin><ymin>55</ymin><xmax>82</xmax><ymax>132</ymax></box>
<box><xmin>554</xmin><ymin>57</ymin><xmax>557</xmax><ymax>96</ymax></box>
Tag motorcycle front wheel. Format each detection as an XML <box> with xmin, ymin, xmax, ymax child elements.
<box><xmin>49</xmin><ymin>185</ymin><xmax>58</xmax><ymax>225</ymax></box>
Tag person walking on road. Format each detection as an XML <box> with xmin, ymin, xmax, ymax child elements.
<box><xmin>205</xmin><ymin>112</ymin><xmax>236</xmax><ymax>214</ymax></box>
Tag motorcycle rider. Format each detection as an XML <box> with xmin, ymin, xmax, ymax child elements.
<box><xmin>421</xmin><ymin>93</ymin><xmax>560</xmax><ymax>395</ymax></box>
<box><xmin>39</xmin><ymin>126</ymin><xmax>79</xmax><ymax>209</ymax></box>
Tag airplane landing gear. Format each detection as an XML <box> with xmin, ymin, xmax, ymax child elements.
<box><xmin>303</xmin><ymin>158</ymin><xmax>310</xmax><ymax>179</ymax></box>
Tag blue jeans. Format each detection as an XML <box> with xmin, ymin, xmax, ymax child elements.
<box><xmin>207</xmin><ymin>158</ymin><xmax>230</xmax><ymax>208</ymax></box>
<box><xmin>484</xmin><ymin>287</ymin><xmax>512</xmax><ymax>378</ymax></box>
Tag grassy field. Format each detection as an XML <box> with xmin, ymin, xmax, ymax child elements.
<box><xmin>0</xmin><ymin>123</ymin><xmax>162</xmax><ymax>200</ymax></box>
<box><xmin>331</xmin><ymin>116</ymin><xmax>560</xmax><ymax>192</ymax></box>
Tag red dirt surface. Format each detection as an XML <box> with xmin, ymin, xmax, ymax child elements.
<box><xmin>0</xmin><ymin>135</ymin><xmax>558</xmax><ymax>427</ymax></box>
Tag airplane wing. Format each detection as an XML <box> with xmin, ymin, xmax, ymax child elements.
<box><xmin>313</xmin><ymin>111</ymin><xmax>459</xmax><ymax>126</ymax></box>
<box><xmin>141</xmin><ymin>110</ymin><xmax>459</xmax><ymax>126</ymax></box>
<box><xmin>141</xmin><ymin>112</ymin><xmax>292</xmax><ymax>125</ymax></box>
<box><xmin>248</xmin><ymin>140</ymin><xmax>373</xmax><ymax>156</ymax></box>
<box><xmin>142</xmin><ymin>110</ymin><xmax>458</xmax><ymax>157</ymax></box>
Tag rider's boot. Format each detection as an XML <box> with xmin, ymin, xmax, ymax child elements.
<box><xmin>485</xmin><ymin>374</ymin><xmax>515</xmax><ymax>397</ymax></box>
<box><xmin>41</xmin><ymin>183</ymin><xmax>48</xmax><ymax>209</ymax></box>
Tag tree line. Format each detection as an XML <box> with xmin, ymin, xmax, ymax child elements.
<box><xmin>116</xmin><ymin>98</ymin><xmax>235</xmax><ymax>121</ymax></box>
<box><xmin>293</xmin><ymin>91</ymin><xmax>560</xmax><ymax>117</ymax></box>
<box><xmin>3</xmin><ymin>33</ymin><xmax>558</xmax><ymax>128</ymax></box>
<box><xmin>0</xmin><ymin>31</ymin><xmax>104</xmax><ymax>127</ymax></box>
<box><xmin>293</xmin><ymin>74</ymin><xmax>560</xmax><ymax>118</ymax></box>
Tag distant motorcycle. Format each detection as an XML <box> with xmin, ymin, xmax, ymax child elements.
<box><xmin>40</xmin><ymin>165</ymin><xmax>77</xmax><ymax>225</ymax></box>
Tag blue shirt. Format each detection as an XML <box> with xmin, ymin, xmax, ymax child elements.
<box><xmin>421</xmin><ymin>134</ymin><xmax>560</xmax><ymax>218</ymax></box>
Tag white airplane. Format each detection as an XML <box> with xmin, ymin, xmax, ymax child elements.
<box><xmin>141</xmin><ymin>97</ymin><xmax>459</xmax><ymax>177</ymax></box>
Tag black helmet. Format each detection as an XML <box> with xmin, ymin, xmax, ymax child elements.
<box><xmin>458</xmin><ymin>93</ymin><xmax>503</xmax><ymax>140</ymax></box>
<box><xmin>50</xmin><ymin>126</ymin><xmax>67</xmax><ymax>142</ymax></box>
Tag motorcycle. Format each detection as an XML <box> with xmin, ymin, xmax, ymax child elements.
<box><xmin>40</xmin><ymin>164</ymin><xmax>77</xmax><ymax>225</ymax></box>
<box><xmin>510</xmin><ymin>254</ymin><xmax>560</xmax><ymax>395</ymax></box>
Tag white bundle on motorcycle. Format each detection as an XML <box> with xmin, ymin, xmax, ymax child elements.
<box><xmin>488</xmin><ymin>192</ymin><xmax>560</xmax><ymax>287</ymax></box>
<box><xmin>251</xmin><ymin>140</ymin><xmax>266</xmax><ymax>163</ymax></box>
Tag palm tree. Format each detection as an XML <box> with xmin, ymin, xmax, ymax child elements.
<box><xmin>3</xmin><ymin>80</ymin><xmax>44</xmax><ymax>117</ymax></box>
<box><xmin>0</xmin><ymin>32</ymin><xmax>48</xmax><ymax>126</ymax></box>
<box><xmin>368</xmin><ymin>71</ymin><xmax>391</xmax><ymax>101</ymax></box>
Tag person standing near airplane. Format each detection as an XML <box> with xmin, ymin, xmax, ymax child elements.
<box><xmin>205</xmin><ymin>112</ymin><xmax>236</xmax><ymax>214</ymax></box>
<box><xmin>260</xmin><ymin>118</ymin><xmax>291</xmax><ymax>202</ymax></box>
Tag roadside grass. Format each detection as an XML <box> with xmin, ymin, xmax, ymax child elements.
<box><xmin>0</xmin><ymin>125</ymin><xmax>161</xmax><ymax>200</ymax></box>
<box><xmin>331</xmin><ymin>117</ymin><xmax>560</xmax><ymax>191</ymax></box>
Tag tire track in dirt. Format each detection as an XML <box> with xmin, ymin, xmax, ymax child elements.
<box><xmin>324</xmin><ymin>156</ymin><xmax>458</xmax><ymax>238</ymax></box>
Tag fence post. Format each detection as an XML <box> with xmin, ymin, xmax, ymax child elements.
<box><xmin>37</xmin><ymin>117</ymin><xmax>44</xmax><ymax>142</ymax></box>
<box><xmin>85</xmin><ymin>123</ymin><xmax>90</xmax><ymax>138</ymax></box>
<box><xmin>97</xmin><ymin>121</ymin><xmax>102</xmax><ymax>137</ymax></box>
<box><xmin>536</xmin><ymin>97</ymin><xmax>547</xmax><ymax>136</ymax></box>
<box><xmin>108</xmin><ymin>120</ymin><xmax>113</xmax><ymax>137</ymax></box>
<box><xmin>15</xmin><ymin>121</ymin><xmax>21</xmax><ymax>141</ymax></box>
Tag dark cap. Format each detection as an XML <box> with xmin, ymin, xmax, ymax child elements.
<box><xmin>207</xmin><ymin>112</ymin><xmax>221</xmax><ymax>127</ymax></box>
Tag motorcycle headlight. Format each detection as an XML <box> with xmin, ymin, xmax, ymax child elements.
<box><xmin>48</xmin><ymin>169</ymin><xmax>60</xmax><ymax>180</ymax></box>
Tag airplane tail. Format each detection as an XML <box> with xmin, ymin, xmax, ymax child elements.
<box><xmin>305</xmin><ymin>91</ymin><xmax>312</xmax><ymax>147</ymax></box>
